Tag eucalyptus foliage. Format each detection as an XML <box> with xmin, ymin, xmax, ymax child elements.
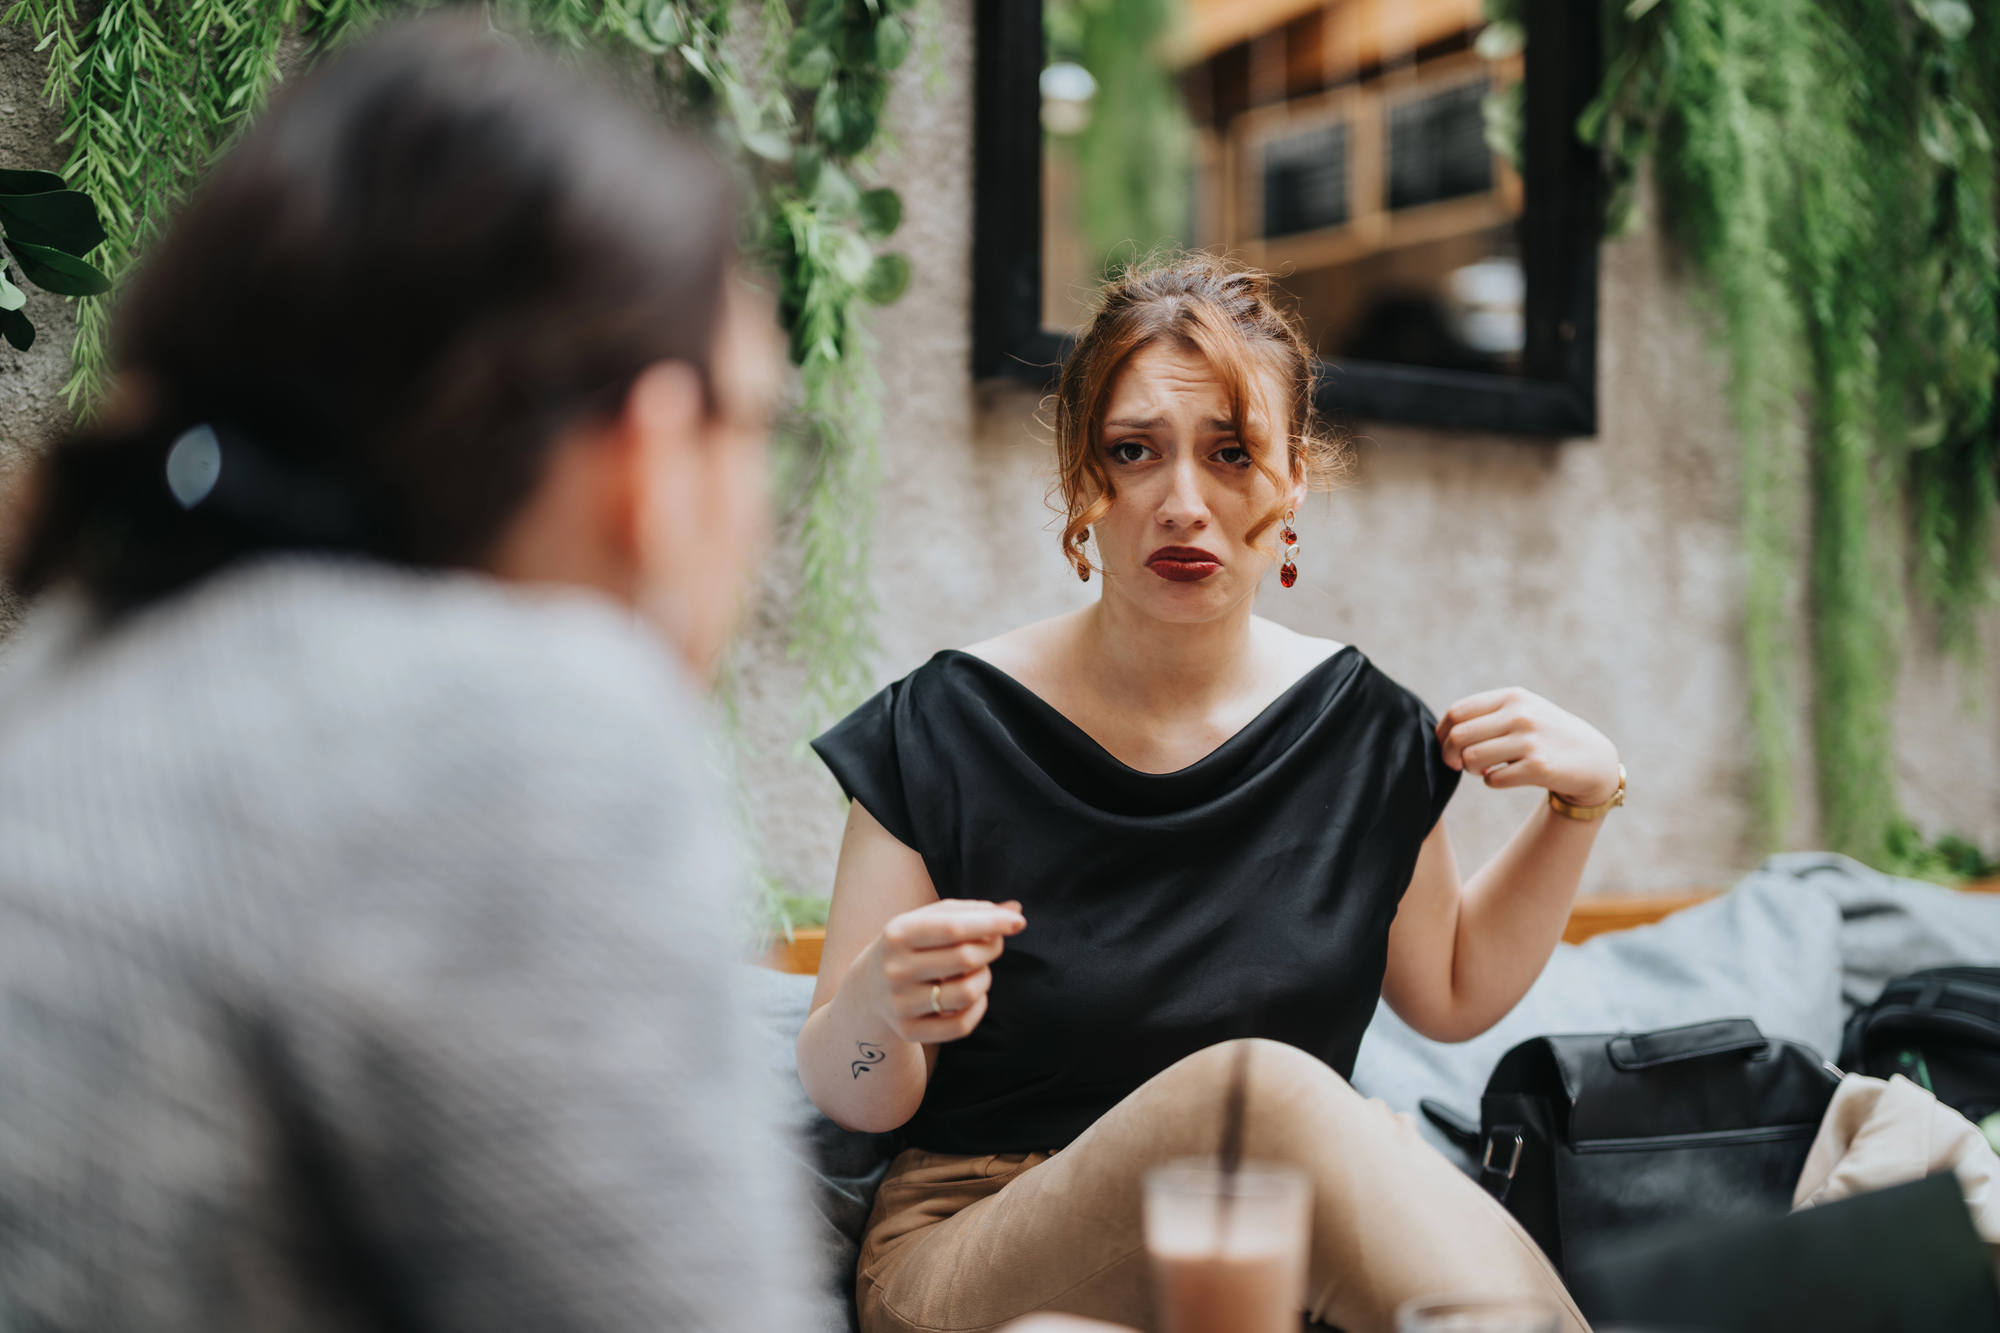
<box><xmin>7</xmin><ymin>0</ymin><xmax>913</xmax><ymax>734</ymax></box>
<box><xmin>1585</xmin><ymin>0</ymin><xmax>2000</xmax><ymax>869</ymax></box>
<box><xmin>0</xmin><ymin>167</ymin><xmax>109</xmax><ymax>350</ymax></box>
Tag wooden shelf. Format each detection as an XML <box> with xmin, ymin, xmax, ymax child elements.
<box><xmin>1561</xmin><ymin>891</ymin><xmax>1721</xmax><ymax>945</ymax></box>
<box><xmin>763</xmin><ymin>928</ymin><xmax>826</xmax><ymax>977</ymax></box>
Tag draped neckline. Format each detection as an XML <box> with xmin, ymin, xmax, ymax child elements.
<box><xmin>810</xmin><ymin>640</ymin><xmax>1453</xmax><ymax>1152</ymax></box>
<box><xmin>934</xmin><ymin>645</ymin><xmax>1365</xmax><ymax>815</ymax></box>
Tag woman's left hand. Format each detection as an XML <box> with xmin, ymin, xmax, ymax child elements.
<box><xmin>1436</xmin><ymin>687</ymin><xmax>1620</xmax><ymax>807</ymax></box>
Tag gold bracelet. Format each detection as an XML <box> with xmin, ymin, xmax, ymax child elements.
<box><xmin>1549</xmin><ymin>764</ymin><xmax>1625</xmax><ymax>821</ymax></box>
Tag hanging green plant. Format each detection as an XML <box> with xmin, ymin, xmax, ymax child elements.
<box><xmin>764</xmin><ymin>0</ymin><xmax>918</xmax><ymax>725</ymax></box>
<box><xmin>1583</xmin><ymin>0</ymin><xmax>1999</xmax><ymax>872</ymax></box>
<box><xmin>8</xmin><ymin>0</ymin><xmax>909</xmax><ymax>739</ymax></box>
<box><xmin>0</xmin><ymin>167</ymin><xmax>110</xmax><ymax>351</ymax></box>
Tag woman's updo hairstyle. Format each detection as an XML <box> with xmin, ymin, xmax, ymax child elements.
<box><xmin>10</xmin><ymin>14</ymin><xmax>737</xmax><ymax>612</ymax></box>
<box><xmin>1052</xmin><ymin>252</ymin><xmax>1349</xmax><ymax>576</ymax></box>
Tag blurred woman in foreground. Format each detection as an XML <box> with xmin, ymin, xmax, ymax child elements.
<box><xmin>0</xmin><ymin>19</ymin><xmax>805</xmax><ymax>1333</ymax></box>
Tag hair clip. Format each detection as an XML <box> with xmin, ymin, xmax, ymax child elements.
<box><xmin>165</xmin><ymin>424</ymin><xmax>224</xmax><ymax>509</ymax></box>
<box><xmin>160</xmin><ymin>420</ymin><xmax>364</xmax><ymax>546</ymax></box>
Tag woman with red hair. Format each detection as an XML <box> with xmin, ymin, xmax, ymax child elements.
<box><xmin>800</xmin><ymin>255</ymin><xmax>1619</xmax><ymax>1333</ymax></box>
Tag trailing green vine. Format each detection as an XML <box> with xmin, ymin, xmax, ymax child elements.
<box><xmin>7</xmin><ymin>0</ymin><xmax>910</xmax><ymax>738</ymax></box>
<box><xmin>1585</xmin><ymin>0</ymin><xmax>2000</xmax><ymax>871</ymax></box>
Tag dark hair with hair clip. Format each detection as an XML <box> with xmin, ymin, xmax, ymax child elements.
<box><xmin>10</xmin><ymin>14</ymin><xmax>737</xmax><ymax>612</ymax></box>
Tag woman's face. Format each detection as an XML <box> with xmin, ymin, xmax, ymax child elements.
<box><xmin>1088</xmin><ymin>340</ymin><xmax>1300</xmax><ymax>623</ymax></box>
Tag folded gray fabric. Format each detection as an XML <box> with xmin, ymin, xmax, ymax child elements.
<box><xmin>1758</xmin><ymin>852</ymin><xmax>2000</xmax><ymax>1010</ymax></box>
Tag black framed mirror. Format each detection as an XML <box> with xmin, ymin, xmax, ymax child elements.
<box><xmin>973</xmin><ymin>0</ymin><xmax>1602</xmax><ymax>437</ymax></box>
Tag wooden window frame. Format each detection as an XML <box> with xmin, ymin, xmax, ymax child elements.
<box><xmin>971</xmin><ymin>0</ymin><xmax>1604</xmax><ymax>438</ymax></box>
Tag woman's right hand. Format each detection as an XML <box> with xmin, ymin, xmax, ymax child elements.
<box><xmin>853</xmin><ymin>898</ymin><xmax>1025</xmax><ymax>1043</ymax></box>
<box><xmin>800</xmin><ymin>807</ymin><xmax>1013</xmax><ymax>1131</ymax></box>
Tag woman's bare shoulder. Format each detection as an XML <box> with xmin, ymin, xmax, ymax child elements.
<box><xmin>959</xmin><ymin>609</ymin><xmax>1090</xmax><ymax>688</ymax></box>
<box><xmin>1250</xmin><ymin>616</ymin><xmax>1347</xmax><ymax>680</ymax></box>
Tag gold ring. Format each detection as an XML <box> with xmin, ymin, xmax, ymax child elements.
<box><xmin>931</xmin><ymin>983</ymin><xmax>943</xmax><ymax>1016</ymax></box>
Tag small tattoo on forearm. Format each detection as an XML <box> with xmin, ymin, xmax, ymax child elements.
<box><xmin>851</xmin><ymin>1042</ymin><xmax>886</xmax><ymax>1079</ymax></box>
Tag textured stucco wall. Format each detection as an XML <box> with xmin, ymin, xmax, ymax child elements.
<box><xmin>1890</xmin><ymin>564</ymin><xmax>2000</xmax><ymax>850</ymax></box>
<box><xmin>0</xmin><ymin>2</ymin><xmax>1990</xmax><ymax>897</ymax></box>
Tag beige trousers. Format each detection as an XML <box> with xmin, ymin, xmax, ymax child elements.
<box><xmin>856</xmin><ymin>1039</ymin><xmax>1588</xmax><ymax>1333</ymax></box>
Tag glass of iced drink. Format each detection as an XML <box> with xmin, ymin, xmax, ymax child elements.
<box><xmin>1143</xmin><ymin>1159</ymin><xmax>1312</xmax><ymax>1333</ymax></box>
<box><xmin>1395</xmin><ymin>1295</ymin><xmax>1564</xmax><ymax>1332</ymax></box>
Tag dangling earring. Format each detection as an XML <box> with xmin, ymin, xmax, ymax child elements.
<box><xmin>1278</xmin><ymin>510</ymin><xmax>1299</xmax><ymax>588</ymax></box>
<box><xmin>1073</xmin><ymin>528</ymin><xmax>1092</xmax><ymax>582</ymax></box>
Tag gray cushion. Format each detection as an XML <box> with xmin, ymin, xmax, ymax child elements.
<box><xmin>743</xmin><ymin>966</ymin><xmax>898</xmax><ymax>1333</ymax></box>
<box><xmin>1790</xmin><ymin>852</ymin><xmax>2000</xmax><ymax>1009</ymax></box>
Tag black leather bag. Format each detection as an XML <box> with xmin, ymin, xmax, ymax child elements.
<box><xmin>1425</xmin><ymin>1018</ymin><xmax>1841</xmax><ymax>1275</ymax></box>
<box><xmin>1841</xmin><ymin>966</ymin><xmax>2000</xmax><ymax>1123</ymax></box>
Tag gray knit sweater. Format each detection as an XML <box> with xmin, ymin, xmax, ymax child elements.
<box><xmin>0</xmin><ymin>559</ymin><xmax>813</xmax><ymax>1333</ymax></box>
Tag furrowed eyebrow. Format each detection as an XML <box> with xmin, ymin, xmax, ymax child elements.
<box><xmin>1102</xmin><ymin>417</ymin><xmax>1242</xmax><ymax>432</ymax></box>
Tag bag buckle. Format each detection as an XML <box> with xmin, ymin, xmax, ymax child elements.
<box><xmin>1480</xmin><ymin>1126</ymin><xmax>1525</xmax><ymax>1203</ymax></box>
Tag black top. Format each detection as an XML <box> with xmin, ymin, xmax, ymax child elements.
<box><xmin>811</xmin><ymin>647</ymin><xmax>1458</xmax><ymax>1155</ymax></box>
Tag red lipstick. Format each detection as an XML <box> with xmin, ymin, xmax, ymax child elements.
<box><xmin>1145</xmin><ymin>545</ymin><xmax>1221</xmax><ymax>582</ymax></box>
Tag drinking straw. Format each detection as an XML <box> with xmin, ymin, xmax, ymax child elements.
<box><xmin>1215</xmin><ymin>1038</ymin><xmax>1252</xmax><ymax>1248</ymax></box>
<box><xmin>1219</xmin><ymin>1037</ymin><xmax>1250</xmax><ymax>1176</ymax></box>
